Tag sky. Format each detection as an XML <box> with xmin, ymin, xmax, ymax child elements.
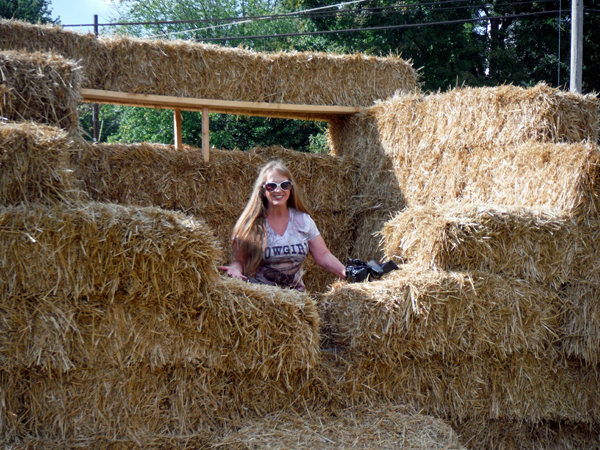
<box><xmin>50</xmin><ymin>0</ymin><xmax>119</xmax><ymax>33</ymax></box>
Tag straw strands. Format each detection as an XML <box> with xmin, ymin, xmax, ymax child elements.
<box><xmin>0</xmin><ymin>122</ymin><xmax>86</xmax><ymax>205</ymax></box>
<box><xmin>381</xmin><ymin>204</ymin><xmax>600</xmax><ymax>287</ymax></box>
<box><xmin>0</xmin><ymin>50</ymin><xmax>82</xmax><ymax>131</ymax></box>
<box><xmin>0</xmin><ymin>19</ymin><xmax>419</xmax><ymax>106</ymax></box>
<box><xmin>216</xmin><ymin>405</ymin><xmax>464</xmax><ymax>450</ymax></box>
<box><xmin>0</xmin><ymin>202</ymin><xmax>222</xmax><ymax>303</ymax></box>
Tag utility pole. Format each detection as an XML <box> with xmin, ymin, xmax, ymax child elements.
<box><xmin>570</xmin><ymin>0</ymin><xmax>583</xmax><ymax>93</ymax></box>
<box><xmin>93</xmin><ymin>14</ymin><xmax>100</xmax><ymax>142</ymax></box>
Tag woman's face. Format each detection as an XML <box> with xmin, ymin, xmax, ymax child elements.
<box><xmin>263</xmin><ymin>170</ymin><xmax>291</xmax><ymax>209</ymax></box>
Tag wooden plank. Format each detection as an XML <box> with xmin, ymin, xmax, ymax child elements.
<box><xmin>202</xmin><ymin>106</ymin><xmax>209</xmax><ymax>163</ymax></box>
<box><xmin>80</xmin><ymin>89</ymin><xmax>362</xmax><ymax>122</ymax></box>
<box><xmin>174</xmin><ymin>109</ymin><xmax>183</xmax><ymax>150</ymax></box>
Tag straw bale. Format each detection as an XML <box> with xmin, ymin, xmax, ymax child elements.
<box><xmin>0</xmin><ymin>363</ymin><xmax>325</xmax><ymax>442</ymax></box>
<box><xmin>370</xmin><ymin>84</ymin><xmax>598</xmax><ymax>151</ymax></box>
<box><xmin>382</xmin><ymin>204</ymin><xmax>600</xmax><ymax>287</ymax></box>
<box><xmin>318</xmin><ymin>350</ymin><xmax>600</xmax><ymax>424</ymax></box>
<box><xmin>0</xmin><ymin>50</ymin><xmax>81</xmax><ymax>131</ymax></box>
<box><xmin>0</xmin><ymin>276</ymin><xmax>319</xmax><ymax>379</ymax></box>
<box><xmin>216</xmin><ymin>405</ymin><xmax>464</xmax><ymax>450</ymax></box>
<box><xmin>72</xmin><ymin>142</ymin><xmax>359</xmax><ymax>292</ymax></box>
<box><xmin>0</xmin><ymin>19</ymin><xmax>418</xmax><ymax>106</ymax></box>
<box><xmin>452</xmin><ymin>417</ymin><xmax>600</xmax><ymax>450</ymax></box>
<box><xmin>0</xmin><ymin>202</ymin><xmax>222</xmax><ymax>303</ymax></box>
<box><xmin>321</xmin><ymin>266</ymin><xmax>562</xmax><ymax>361</ymax></box>
<box><xmin>0</xmin><ymin>122</ymin><xmax>86</xmax><ymax>205</ymax></box>
<box><xmin>1</xmin><ymin>435</ymin><xmax>213</xmax><ymax>450</ymax></box>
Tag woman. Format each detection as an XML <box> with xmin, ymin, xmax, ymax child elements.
<box><xmin>218</xmin><ymin>160</ymin><xmax>346</xmax><ymax>291</ymax></box>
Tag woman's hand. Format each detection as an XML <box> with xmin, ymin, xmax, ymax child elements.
<box><xmin>218</xmin><ymin>261</ymin><xmax>247</xmax><ymax>280</ymax></box>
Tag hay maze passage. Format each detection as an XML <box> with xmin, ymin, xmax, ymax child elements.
<box><xmin>1</xmin><ymin>19</ymin><xmax>600</xmax><ymax>450</ymax></box>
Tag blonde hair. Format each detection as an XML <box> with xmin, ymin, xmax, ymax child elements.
<box><xmin>232</xmin><ymin>160</ymin><xmax>311</xmax><ymax>276</ymax></box>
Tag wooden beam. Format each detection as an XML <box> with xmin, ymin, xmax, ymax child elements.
<box><xmin>81</xmin><ymin>89</ymin><xmax>362</xmax><ymax>122</ymax></box>
<box><xmin>202</xmin><ymin>106</ymin><xmax>209</xmax><ymax>163</ymax></box>
<box><xmin>174</xmin><ymin>108</ymin><xmax>182</xmax><ymax>150</ymax></box>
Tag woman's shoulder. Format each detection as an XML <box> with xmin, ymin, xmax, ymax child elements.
<box><xmin>289</xmin><ymin>207</ymin><xmax>319</xmax><ymax>236</ymax></box>
<box><xmin>289</xmin><ymin>207</ymin><xmax>313</xmax><ymax>222</ymax></box>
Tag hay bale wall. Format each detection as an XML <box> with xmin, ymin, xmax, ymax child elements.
<box><xmin>0</xmin><ymin>50</ymin><xmax>81</xmax><ymax>131</ymax></box>
<box><xmin>0</xmin><ymin>19</ymin><xmax>418</xmax><ymax>106</ymax></box>
<box><xmin>71</xmin><ymin>141</ymin><xmax>360</xmax><ymax>293</ymax></box>
<box><xmin>0</xmin><ymin>201</ymin><xmax>323</xmax><ymax>444</ymax></box>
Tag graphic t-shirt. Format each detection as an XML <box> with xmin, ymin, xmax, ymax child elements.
<box><xmin>254</xmin><ymin>208</ymin><xmax>320</xmax><ymax>291</ymax></box>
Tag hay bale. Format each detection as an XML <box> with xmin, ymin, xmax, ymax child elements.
<box><xmin>216</xmin><ymin>405</ymin><xmax>464</xmax><ymax>450</ymax></box>
<box><xmin>0</xmin><ymin>122</ymin><xmax>85</xmax><ymax>205</ymax></box>
<box><xmin>381</xmin><ymin>204</ymin><xmax>600</xmax><ymax>287</ymax></box>
<box><xmin>321</xmin><ymin>266</ymin><xmax>562</xmax><ymax>361</ymax></box>
<box><xmin>0</xmin><ymin>19</ymin><xmax>419</xmax><ymax>106</ymax></box>
<box><xmin>371</xmin><ymin>84</ymin><xmax>598</xmax><ymax>151</ymax></box>
<box><xmin>0</xmin><ymin>278</ymin><xmax>322</xmax><ymax>443</ymax></box>
<box><xmin>72</xmin><ymin>142</ymin><xmax>360</xmax><ymax>292</ymax></box>
<box><xmin>452</xmin><ymin>417</ymin><xmax>600</xmax><ymax>450</ymax></box>
<box><xmin>0</xmin><ymin>50</ymin><xmax>81</xmax><ymax>131</ymax></box>
<box><xmin>0</xmin><ymin>362</ymin><xmax>323</xmax><ymax>443</ymax></box>
<box><xmin>0</xmin><ymin>274</ymin><xmax>319</xmax><ymax>376</ymax></box>
<box><xmin>0</xmin><ymin>202</ymin><xmax>222</xmax><ymax>303</ymax></box>
<box><xmin>318</xmin><ymin>349</ymin><xmax>600</xmax><ymax>424</ymax></box>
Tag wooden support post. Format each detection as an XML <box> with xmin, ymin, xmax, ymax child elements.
<box><xmin>202</xmin><ymin>106</ymin><xmax>209</xmax><ymax>163</ymax></box>
<box><xmin>174</xmin><ymin>108</ymin><xmax>182</xmax><ymax>150</ymax></box>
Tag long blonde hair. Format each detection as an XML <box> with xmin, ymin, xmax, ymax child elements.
<box><xmin>232</xmin><ymin>160</ymin><xmax>311</xmax><ymax>276</ymax></box>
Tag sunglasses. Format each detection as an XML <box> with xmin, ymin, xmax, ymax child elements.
<box><xmin>263</xmin><ymin>180</ymin><xmax>292</xmax><ymax>192</ymax></box>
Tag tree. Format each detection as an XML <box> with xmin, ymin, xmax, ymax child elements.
<box><xmin>0</xmin><ymin>0</ymin><xmax>54</xmax><ymax>23</ymax></box>
<box><xmin>285</xmin><ymin>0</ymin><xmax>600</xmax><ymax>94</ymax></box>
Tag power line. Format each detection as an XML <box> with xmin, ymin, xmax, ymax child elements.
<box><xmin>62</xmin><ymin>0</ymin><xmax>559</xmax><ymax>28</ymax></box>
<box><xmin>194</xmin><ymin>10</ymin><xmax>563</xmax><ymax>42</ymax></box>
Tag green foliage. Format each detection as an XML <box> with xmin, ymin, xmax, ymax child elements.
<box><xmin>0</xmin><ymin>0</ymin><xmax>53</xmax><ymax>23</ymax></box>
<box><xmin>80</xmin><ymin>104</ymin><xmax>327</xmax><ymax>153</ymax></box>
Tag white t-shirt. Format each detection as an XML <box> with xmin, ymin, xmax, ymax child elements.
<box><xmin>254</xmin><ymin>207</ymin><xmax>320</xmax><ymax>291</ymax></box>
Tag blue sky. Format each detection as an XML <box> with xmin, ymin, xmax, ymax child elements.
<box><xmin>50</xmin><ymin>0</ymin><xmax>118</xmax><ymax>33</ymax></box>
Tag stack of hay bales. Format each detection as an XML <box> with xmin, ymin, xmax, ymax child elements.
<box><xmin>0</xmin><ymin>18</ymin><xmax>418</xmax><ymax>106</ymax></box>
<box><xmin>0</xmin><ymin>31</ymin><xmax>462</xmax><ymax>450</ymax></box>
<box><xmin>324</xmin><ymin>84</ymin><xmax>600</xmax><ymax>448</ymax></box>
<box><xmin>0</xmin><ymin>48</ymin><xmax>324</xmax><ymax>449</ymax></box>
<box><xmin>329</xmin><ymin>83</ymin><xmax>599</xmax><ymax>258</ymax></box>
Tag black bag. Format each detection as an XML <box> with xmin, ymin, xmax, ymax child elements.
<box><xmin>345</xmin><ymin>259</ymin><xmax>399</xmax><ymax>283</ymax></box>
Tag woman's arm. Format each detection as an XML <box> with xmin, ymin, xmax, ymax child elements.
<box><xmin>218</xmin><ymin>241</ymin><xmax>248</xmax><ymax>280</ymax></box>
<box><xmin>308</xmin><ymin>235</ymin><xmax>346</xmax><ymax>279</ymax></box>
